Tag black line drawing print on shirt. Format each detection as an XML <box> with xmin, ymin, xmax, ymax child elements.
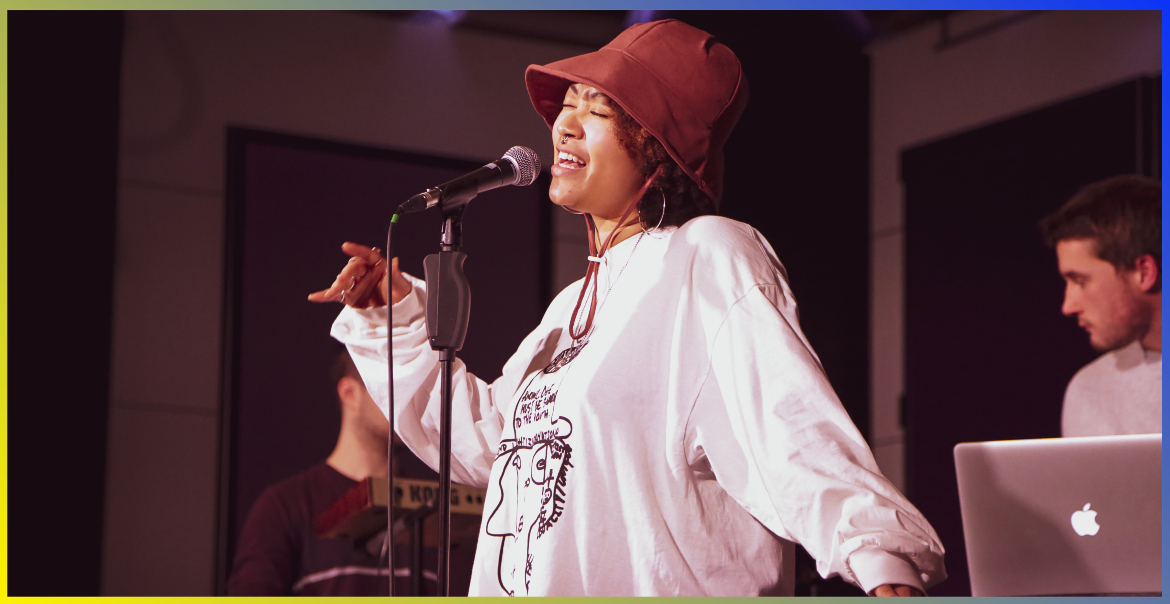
<box><xmin>484</xmin><ymin>372</ymin><xmax>574</xmax><ymax>596</ymax></box>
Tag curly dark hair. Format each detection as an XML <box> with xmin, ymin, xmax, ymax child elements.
<box><xmin>610</xmin><ymin>104</ymin><xmax>716</xmax><ymax>228</ymax></box>
<box><xmin>1040</xmin><ymin>174</ymin><xmax>1161</xmax><ymax>293</ymax></box>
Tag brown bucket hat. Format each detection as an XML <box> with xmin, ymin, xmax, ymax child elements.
<box><xmin>525</xmin><ymin>19</ymin><xmax>750</xmax><ymax>204</ymax></box>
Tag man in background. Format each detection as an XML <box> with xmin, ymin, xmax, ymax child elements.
<box><xmin>227</xmin><ymin>347</ymin><xmax>394</xmax><ymax>595</ymax></box>
<box><xmin>1040</xmin><ymin>175</ymin><xmax>1161</xmax><ymax>437</ymax></box>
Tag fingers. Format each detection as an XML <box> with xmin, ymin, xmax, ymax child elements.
<box><xmin>333</xmin><ymin>257</ymin><xmax>365</xmax><ymax>302</ymax></box>
<box><xmin>871</xmin><ymin>584</ymin><xmax>923</xmax><ymax>597</ymax></box>
<box><xmin>349</xmin><ymin>256</ymin><xmax>386</xmax><ymax>307</ymax></box>
<box><xmin>307</xmin><ymin>260</ymin><xmax>360</xmax><ymax>304</ymax></box>
<box><xmin>339</xmin><ymin>240</ymin><xmax>372</xmax><ymax>257</ymax></box>
<box><xmin>308</xmin><ymin>243</ymin><xmax>389</xmax><ymax>306</ymax></box>
<box><xmin>306</xmin><ymin>271</ymin><xmax>350</xmax><ymax>305</ymax></box>
<box><xmin>342</xmin><ymin>241</ymin><xmax>385</xmax><ymax>266</ymax></box>
<box><xmin>335</xmin><ymin>255</ymin><xmax>380</xmax><ymax>307</ymax></box>
<box><xmin>342</xmin><ymin>243</ymin><xmax>387</xmax><ymax>306</ymax></box>
<box><xmin>306</xmin><ymin>288</ymin><xmax>333</xmax><ymax>303</ymax></box>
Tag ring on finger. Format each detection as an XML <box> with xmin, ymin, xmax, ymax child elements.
<box><xmin>340</xmin><ymin>290</ymin><xmax>347</xmax><ymax>304</ymax></box>
<box><xmin>349</xmin><ymin>277</ymin><xmax>357</xmax><ymax>290</ymax></box>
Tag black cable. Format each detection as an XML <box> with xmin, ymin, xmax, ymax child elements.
<box><xmin>385</xmin><ymin>211</ymin><xmax>399</xmax><ymax>596</ymax></box>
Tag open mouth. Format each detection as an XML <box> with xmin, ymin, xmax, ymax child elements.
<box><xmin>558</xmin><ymin>151</ymin><xmax>586</xmax><ymax>169</ymax></box>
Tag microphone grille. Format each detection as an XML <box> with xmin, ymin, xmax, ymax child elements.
<box><xmin>504</xmin><ymin>146</ymin><xmax>541</xmax><ymax>187</ymax></box>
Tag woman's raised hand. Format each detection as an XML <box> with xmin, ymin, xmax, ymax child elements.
<box><xmin>308</xmin><ymin>242</ymin><xmax>411</xmax><ymax>308</ymax></box>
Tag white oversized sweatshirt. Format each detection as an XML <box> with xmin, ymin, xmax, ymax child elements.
<box><xmin>332</xmin><ymin>216</ymin><xmax>946</xmax><ymax>596</ymax></box>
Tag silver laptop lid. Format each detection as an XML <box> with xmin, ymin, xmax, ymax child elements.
<box><xmin>954</xmin><ymin>434</ymin><xmax>1161</xmax><ymax>596</ymax></box>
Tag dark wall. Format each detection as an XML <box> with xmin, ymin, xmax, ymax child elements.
<box><xmin>681</xmin><ymin>12</ymin><xmax>872</xmax><ymax>441</ymax></box>
<box><xmin>8</xmin><ymin>11</ymin><xmax>124</xmax><ymax>596</ymax></box>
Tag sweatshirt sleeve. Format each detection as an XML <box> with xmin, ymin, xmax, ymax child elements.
<box><xmin>689</xmin><ymin>266</ymin><xmax>946</xmax><ymax>594</ymax></box>
<box><xmin>331</xmin><ymin>273</ymin><xmax>549</xmax><ymax>489</ymax></box>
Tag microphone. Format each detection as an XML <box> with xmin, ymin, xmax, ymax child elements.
<box><xmin>398</xmin><ymin>146</ymin><xmax>541</xmax><ymax>214</ymax></box>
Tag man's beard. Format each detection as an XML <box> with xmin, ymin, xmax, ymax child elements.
<box><xmin>1090</xmin><ymin>297</ymin><xmax>1153</xmax><ymax>352</ymax></box>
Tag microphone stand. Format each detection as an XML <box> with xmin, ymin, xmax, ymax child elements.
<box><xmin>422</xmin><ymin>206</ymin><xmax>471</xmax><ymax>597</ymax></box>
<box><xmin>388</xmin><ymin>148</ymin><xmax>534</xmax><ymax>596</ymax></box>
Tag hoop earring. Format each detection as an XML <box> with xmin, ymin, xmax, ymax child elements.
<box><xmin>641</xmin><ymin>189</ymin><xmax>667</xmax><ymax>235</ymax></box>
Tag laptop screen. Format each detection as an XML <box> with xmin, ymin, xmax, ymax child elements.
<box><xmin>954</xmin><ymin>434</ymin><xmax>1161</xmax><ymax>596</ymax></box>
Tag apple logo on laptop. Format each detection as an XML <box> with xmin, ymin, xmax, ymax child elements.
<box><xmin>1071</xmin><ymin>503</ymin><xmax>1100</xmax><ymax>536</ymax></box>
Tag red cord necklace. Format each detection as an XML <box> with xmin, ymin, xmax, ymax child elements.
<box><xmin>567</xmin><ymin>169</ymin><xmax>661</xmax><ymax>342</ymax></box>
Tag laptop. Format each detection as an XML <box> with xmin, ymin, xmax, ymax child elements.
<box><xmin>954</xmin><ymin>433</ymin><xmax>1162</xmax><ymax>596</ymax></box>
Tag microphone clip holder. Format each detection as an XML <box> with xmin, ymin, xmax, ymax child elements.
<box><xmin>424</xmin><ymin>207</ymin><xmax>470</xmax><ymax>352</ymax></box>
